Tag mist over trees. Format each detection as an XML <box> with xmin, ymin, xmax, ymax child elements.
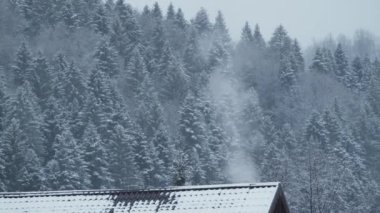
<box><xmin>0</xmin><ymin>0</ymin><xmax>379</xmax><ymax>212</ymax></box>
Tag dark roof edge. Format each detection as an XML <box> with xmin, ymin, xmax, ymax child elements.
<box><xmin>0</xmin><ymin>182</ymin><xmax>279</xmax><ymax>198</ymax></box>
<box><xmin>268</xmin><ymin>183</ymin><xmax>290</xmax><ymax>213</ymax></box>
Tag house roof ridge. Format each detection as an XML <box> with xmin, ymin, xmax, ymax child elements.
<box><xmin>0</xmin><ymin>182</ymin><xmax>280</xmax><ymax>197</ymax></box>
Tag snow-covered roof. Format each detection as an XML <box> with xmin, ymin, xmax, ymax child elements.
<box><xmin>0</xmin><ymin>182</ymin><xmax>288</xmax><ymax>213</ymax></box>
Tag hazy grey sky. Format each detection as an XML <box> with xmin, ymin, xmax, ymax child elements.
<box><xmin>127</xmin><ymin>0</ymin><xmax>379</xmax><ymax>47</ymax></box>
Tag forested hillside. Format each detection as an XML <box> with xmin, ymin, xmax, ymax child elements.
<box><xmin>0</xmin><ymin>0</ymin><xmax>379</xmax><ymax>212</ymax></box>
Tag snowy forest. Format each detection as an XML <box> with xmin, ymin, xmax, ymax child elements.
<box><xmin>0</xmin><ymin>0</ymin><xmax>379</xmax><ymax>212</ymax></box>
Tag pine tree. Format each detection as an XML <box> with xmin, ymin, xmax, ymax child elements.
<box><xmin>92</xmin><ymin>4</ymin><xmax>109</xmax><ymax>35</ymax></box>
<box><xmin>30</xmin><ymin>52</ymin><xmax>53</xmax><ymax>108</ymax></box>
<box><xmin>0</xmin><ymin>77</ymin><xmax>8</xmax><ymax>133</ymax></box>
<box><xmin>110</xmin><ymin>19</ymin><xmax>127</xmax><ymax>56</ymax></box>
<box><xmin>292</xmin><ymin>39</ymin><xmax>304</xmax><ymax>73</ymax></box>
<box><xmin>349</xmin><ymin>57</ymin><xmax>364</xmax><ymax>90</ymax></box>
<box><xmin>135</xmin><ymin>77</ymin><xmax>174</xmax><ymax>174</ymax></box>
<box><xmin>241</xmin><ymin>22</ymin><xmax>254</xmax><ymax>42</ymax></box>
<box><xmin>104</xmin><ymin>0</ymin><xmax>115</xmax><ymax>15</ymax></box>
<box><xmin>279</xmin><ymin>54</ymin><xmax>297</xmax><ymax>90</ymax></box>
<box><xmin>122</xmin><ymin>48</ymin><xmax>148</xmax><ymax>99</ymax></box>
<box><xmin>192</xmin><ymin>8</ymin><xmax>211</xmax><ymax>36</ymax></box>
<box><xmin>86</xmin><ymin>67</ymin><xmax>120</xmax><ymax>139</ymax></box>
<box><xmin>304</xmin><ymin>111</ymin><xmax>328</xmax><ymax>149</ymax></box>
<box><xmin>6</xmin><ymin>82</ymin><xmax>46</xmax><ymax>157</ymax></box>
<box><xmin>61</xmin><ymin>1</ymin><xmax>78</xmax><ymax>30</ymax></box>
<box><xmin>82</xmin><ymin>122</ymin><xmax>112</xmax><ymax>189</ymax></box>
<box><xmin>310</xmin><ymin>48</ymin><xmax>329</xmax><ymax>74</ymax></box>
<box><xmin>322</xmin><ymin>110</ymin><xmax>342</xmax><ymax>146</ymax></box>
<box><xmin>71</xmin><ymin>0</ymin><xmax>101</xmax><ymax>27</ymax></box>
<box><xmin>16</xmin><ymin>148</ymin><xmax>43</xmax><ymax>191</ymax></box>
<box><xmin>368</xmin><ymin>59</ymin><xmax>380</xmax><ymax>115</ymax></box>
<box><xmin>112</xmin><ymin>0</ymin><xmax>142</xmax><ymax>61</ymax></box>
<box><xmin>109</xmin><ymin>124</ymin><xmax>143</xmax><ymax>188</ymax></box>
<box><xmin>148</xmin><ymin>21</ymin><xmax>167</xmax><ymax>74</ymax></box>
<box><xmin>13</xmin><ymin>43</ymin><xmax>33</xmax><ymax>86</ymax></box>
<box><xmin>237</xmin><ymin>22</ymin><xmax>254</xmax><ymax>54</ymax></box>
<box><xmin>178</xmin><ymin>93</ymin><xmax>208</xmax><ymax>184</ymax></box>
<box><xmin>322</xmin><ymin>48</ymin><xmax>336</xmax><ymax>74</ymax></box>
<box><xmin>208</xmin><ymin>40</ymin><xmax>230</xmax><ymax>71</ymax></box>
<box><xmin>166</xmin><ymin>3</ymin><xmax>175</xmax><ymax>21</ymax></box>
<box><xmin>61</xmin><ymin>62</ymin><xmax>87</xmax><ymax>110</ymax></box>
<box><xmin>213</xmin><ymin>11</ymin><xmax>231</xmax><ymax>48</ymax></box>
<box><xmin>253</xmin><ymin>24</ymin><xmax>266</xmax><ymax>49</ymax></box>
<box><xmin>0</xmin><ymin>147</ymin><xmax>6</xmax><ymax>191</ymax></box>
<box><xmin>361</xmin><ymin>56</ymin><xmax>372</xmax><ymax>91</ymax></box>
<box><xmin>51</xmin><ymin>53</ymin><xmax>68</xmax><ymax>99</ymax></box>
<box><xmin>157</xmin><ymin>44</ymin><xmax>188</xmax><ymax>101</ymax></box>
<box><xmin>269</xmin><ymin>25</ymin><xmax>292</xmax><ymax>55</ymax></box>
<box><xmin>201</xmin><ymin>101</ymin><xmax>228</xmax><ymax>183</ymax></box>
<box><xmin>172</xmin><ymin>150</ymin><xmax>188</xmax><ymax>186</ymax></box>
<box><xmin>163</xmin><ymin>5</ymin><xmax>188</xmax><ymax>56</ymax></box>
<box><xmin>152</xmin><ymin>2</ymin><xmax>163</xmax><ymax>20</ymax></box>
<box><xmin>43</xmin><ymin>96</ymin><xmax>64</xmax><ymax>161</ymax></box>
<box><xmin>260</xmin><ymin>140</ymin><xmax>285</xmax><ymax>182</ymax></box>
<box><xmin>183</xmin><ymin>29</ymin><xmax>205</xmax><ymax>76</ymax></box>
<box><xmin>1</xmin><ymin>118</ymin><xmax>43</xmax><ymax>191</ymax></box>
<box><xmin>94</xmin><ymin>40</ymin><xmax>119</xmax><ymax>77</ymax></box>
<box><xmin>175</xmin><ymin>8</ymin><xmax>187</xmax><ymax>30</ymax></box>
<box><xmin>47</xmin><ymin>126</ymin><xmax>89</xmax><ymax>190</ymax></box>
<box><xmin>334</xmin><ymin>43</ymin><xmax>349</xmax><ymax>81</ymax></box>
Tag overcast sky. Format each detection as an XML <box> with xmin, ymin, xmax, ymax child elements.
<box><xmin>127</xmin><ymin>0</ymin><xmax>379</xmax><ymax>47</ymax></box>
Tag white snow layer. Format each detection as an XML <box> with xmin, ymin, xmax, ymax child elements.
<box><xmin>0</xmin><ymin>183</ymin><xmax>279</xmax><ymax>213</ymax></box>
